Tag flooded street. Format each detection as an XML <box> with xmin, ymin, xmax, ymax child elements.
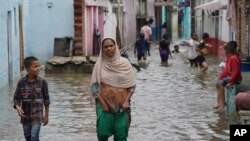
<box><xmin>0</xmin><ymin>43</ymin><xmax>235</xmax><ymax>141</ymax></box>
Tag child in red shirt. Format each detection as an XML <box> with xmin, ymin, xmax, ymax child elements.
<box><xmin>213</xmin><ymin>41</ymin><xmax>242</xmax><ymax>111</ymax></box>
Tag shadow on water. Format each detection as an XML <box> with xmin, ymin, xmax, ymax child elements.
<box><xmin>0</xmin><ymin>44</ymin><xmax>241</xmax><ymax>140</ymax></box>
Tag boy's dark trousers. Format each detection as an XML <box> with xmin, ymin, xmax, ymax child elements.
<box><xmin>23</xmin><ymin>124</ymin><xmax>41</xmax><ymax>141</ymax></box>
<box><xmin>137</xmin><ymin>52</ymin><xmax>147</xmax><ymax>61</ymax></box>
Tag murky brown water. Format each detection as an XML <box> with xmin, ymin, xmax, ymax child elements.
<box><xmin>0</xmin><ymin>43</ymin><xmax>239</xmax><ymax>141</ymax></box>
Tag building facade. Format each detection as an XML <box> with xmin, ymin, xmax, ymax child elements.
<box><xmin>194</xmin><ymin>0</ymin><xmax>229</xmax><ymax>58</ymax></box>
<box><xmin>0</xmin><ymin>0</ymin><xmax>22</xmax><ymax>88</ymax></box>
<box><xmin>25</xmin><ymin>0</ymin><xmax>74</xmax><ymax>64</ymax></box>
<box><xmin>193</xmin><ymin>0</ymin><xmax>250</xmax><ymax>59</ymax></box>
<box><xmin>0</xmin><ymin>0</ymin><xmax>75</xmax><ymax>89</ymax></box>
<box><xmin>74</xmin><ymin>0</ymin><xmax>137</xmax><ymax>56</ymax></box>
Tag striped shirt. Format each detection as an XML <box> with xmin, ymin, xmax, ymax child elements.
<box><xmin>13</xmin><ymin>75</ymin><xmax>50</xmax><ymax>125</ymax></box>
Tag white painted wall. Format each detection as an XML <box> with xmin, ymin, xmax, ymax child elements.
<box><xmin>203</xmin><ymin>17</ymin><xmax>216</xmax><ymax>37</ymax></box>
<box><xmin>147</xmin><ymin>0</ymin><xmax>155</xmax><ymax>19</ymax></box>
<box><xmin>124</xmin><ymin>0</ymin><xmax>136</xmax><ymax>47</ymax></box>
<box><xmin>172</xmin><ymin>10</ymin><xmax>179</xmax><ymax>40</ymax></box>
<box><xmin>221</xmin><ymin>9</ymin><xmax>230</xmax><ymax>42</ymax></box>
<box><xmin>220</xmin><ymin>0</ymin><xmax>231</xmax><ymax>42</ymax></box>
<box><xmin>194</xmin><ymin>0</ymin><xmax>230</xmax><ymax>42</ymax></box>
<box><xmin>97</xmin><ymin>0</ymin><xmax>117</xmax><ymax>40</ymax></box>
<box><xmin>103</xmin><ymin>12</ymin><xmax>117</xmax><ymax>39</ymax></box>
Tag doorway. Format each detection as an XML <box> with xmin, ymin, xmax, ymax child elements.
<box><xmin>7</xmin><ymin>11</ymin><xmax>13</xmax><ymax>83</ymax></box>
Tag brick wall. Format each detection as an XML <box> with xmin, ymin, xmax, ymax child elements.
<box><xmin>73</xmin><ymin>0</ymin><xmax>85</xmax><ymax>56</ymax></box>
<box><xmin>236</xmin><ymin>0</ymin><xmax>249</xmax><ymax>58</ymax></box>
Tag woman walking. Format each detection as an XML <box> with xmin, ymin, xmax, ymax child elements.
<box><xmin>90</xmin><ymin>37</ymin><xmax>136</xmax><ymax>141</ymax></box>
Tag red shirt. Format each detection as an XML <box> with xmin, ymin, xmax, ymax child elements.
<box><xmin>219</xmin><ymin>54</ymin><xmax>242</xmax><ymax>85</ymax></box>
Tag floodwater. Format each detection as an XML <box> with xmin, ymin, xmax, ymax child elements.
<box><xmin>0</xmin><ymin>43</ymin><xmax>238</xmax><ymax>141</ymax></box>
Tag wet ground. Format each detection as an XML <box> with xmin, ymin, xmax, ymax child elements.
<box><xmin>0</xmin><ymin>42</ymin><xmax>239</xmax><ymax>141</ymax></box>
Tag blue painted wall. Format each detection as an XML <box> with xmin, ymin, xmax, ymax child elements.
<box><xmin>178</xmin><ymin>0</ymin><xmax>191</xmax><ymax>39</ymax></box>
<box><xmin>25</xmin><ymin>0</ymin><xmax>74</xmax><ymax>64</ymax></box>
<box><xmin>182</xmin><ymin>7</ymin><xmax>191</xmax><ymax>39</ymax></box>
<box><xmin>0</xmin><ymin>0</ymin><xmax>21</xmax><ymax>88</ymax></box>
<box><xmin>0</xmin><ymin>0</ymin><xmax>74</xmax><ymax>89</ymax></box>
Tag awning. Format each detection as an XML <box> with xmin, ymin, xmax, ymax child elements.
<box><xmin>194</xmin><ymin>0</ymin><xmax>222</xmax><ymax>10</ymax></box>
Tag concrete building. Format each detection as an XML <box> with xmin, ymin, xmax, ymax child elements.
<box><xmin>153</xmin><ymin>0</ymin><xmax>191</xmax><ymax>41</ymax></box>
<box><xmin>74</xmin><ymin>0</ymin><xmax>137</xmax><ymax>56</ymax></box>
<box><xmin>193</xmin><ymin>0</ymin><xmax>250</xmax><ymax>60</ymax></box>
<box><xmin>0</xmin><ymin>0</ymin><xmax>75</xmax><ymax>89</ymax></box>
<box><xmin>0</xmin><ymin>0</ymin><xmax>22</xmax><ymax>88</ymax></box>
<box><xmin>136</xmin><ymin>0</ymin><xmax>156</xmax><ymax>40</ymax></box>
<box><xmin>25</xmin><ymin>0</ymin><xmax>74</xmax><ymax>64</ymax></box>
<box><xmin>193</xmin><ymin>0</ymin><xmax>229</xmax><ymax>58</ymax></box>
<box><xmin>178</xmin><ymin>0</ymin><xmax>191</xmax><ymax>39</ymax></box>
<box><xmin>123</xmin><ymin>0</ymin><xmax>137</xmax><ymax>47</ymax></box>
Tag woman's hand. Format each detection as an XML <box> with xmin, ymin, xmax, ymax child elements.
<box><xmin>97</xmin><ymin>96</ymin><xmax>109</xmax><ymax>112</ymax></box>
<box><xmin>122</xmin><ymin>101</ymin><xmax>129</xmax><ymax>110</ymax></box>
<box><xmin>122</xmin><ymin>91</ymin><xmax>133</xmax><ymax>110</ymax></box>
<box><xmin>102</xmin><ymin>103</ymin><xmax>109</xmax><ymax>112</ymax></box>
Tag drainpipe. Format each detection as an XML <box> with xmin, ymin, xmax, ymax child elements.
<box><xmin>117</xmin><ymin>0</ymin><xmax>120</xmax><ymax>26</ymax></box>
<box><xmin>117</xmin><ymin>0</ymin><xmax>122</xmax><ymax>47</ymax></box>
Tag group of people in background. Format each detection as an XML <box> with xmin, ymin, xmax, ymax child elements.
<box><xmin>135</xmin><ymin>18</ymin><xmax>179</xmax><ymax>66</ymax></box>
<box><xmin>136</xmin><ymin>20</ymin><xmax>244</xmax><ymax>114</ymax></box>
<box><xmin>187</xmin><ymin>31</ymin><xmax>243</xmax><ymax>112</ymax></box>
<box><xmin>134</xmin><ymin>18</ymin><xmax>154</xmax><ymax>62</ymax></box>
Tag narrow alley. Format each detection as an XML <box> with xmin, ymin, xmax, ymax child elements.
<box><xmin>1</xmin><ymin>0</ymin><xmax>250</xmax><ymax>141</ymax></box>
<box><xmin>0</xmin><ymin>44</ymin><xmax>233</xmax><ymax>141</ymax></box>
